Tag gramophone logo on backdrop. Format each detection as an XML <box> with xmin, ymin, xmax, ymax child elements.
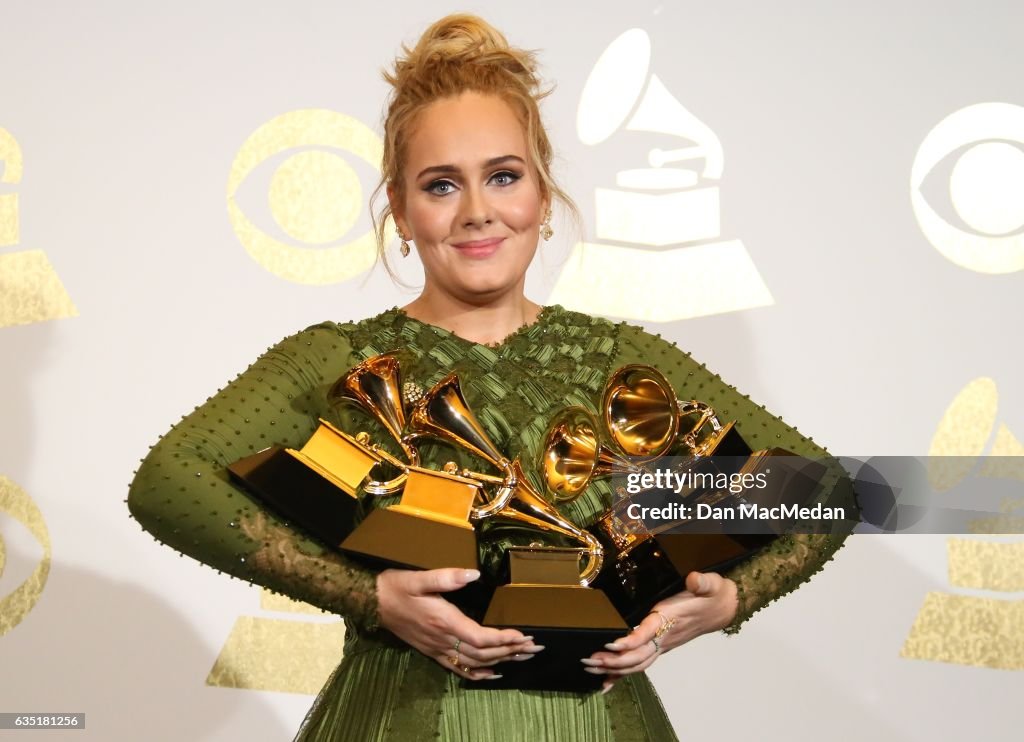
<box><xmin>548</xmin><ymin>29</ymin><xmax>773</xmax><ymax>321</ymax></box>
<box><xmin>0</xmin><ymin>127</ymin><xmax>64</xmax><ymax>638</ymax></box>
<box><xmin>901</xmin><ymin>377</ymin><xmax>1024</xmax><ymax>671</ymax></box>
<box><xmin>226</xmin><ymin>109</ymin><xmax>384</xmax><ymax>285</ymax></box>
<box><xmin>911</xmin><ymin>102</ymin><xmax>1024</xmax><ymax>274</ymax></box>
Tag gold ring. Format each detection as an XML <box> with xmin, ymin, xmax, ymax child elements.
<box><xmin>651</xmin><ymin>610</ymin><xmax>675</xmax><ymax>638</ymax></box>
<box><xmin>448</xmin><ymin>654</ymin><xmax>460</xmax><ymax>667</ymax></box>
<box><xmin>453</xmin><ymin>638</ymin><xmax>462</xmax><ymax>653</ymax></box>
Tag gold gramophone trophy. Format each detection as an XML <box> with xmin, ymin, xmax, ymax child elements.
<box><xmin>403</xmin><ymin>372</ymin><xmax>628</xmax><ymax>691</ymax></box>
<box><xmin>541</xmin><ymin>364</ymin><xmax>825</xmax><ymax>626</ymax></box>
<box><xmin>227</xmin><ymin>353</ymin><xmax>482</xmax><ymax>570</ymax></box>
<box><xmin>330</xmin><ymin>355</ymin><xmax>483</xmax><ymax>573</ymax></box>
<box><xmin>225</xmin><ymin>355</ymin><xmax>418</xmax><ymax>548</ymax></box>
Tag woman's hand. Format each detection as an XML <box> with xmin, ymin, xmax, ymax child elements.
<box><xmin>377</xmin><ymin>567</ymin><xmax>544</xmax><ymax>681</ymax></box>
<box><xmin>583</xmin><ymin>571</ymin><xmax>738</xmax><ymax>692</ymax></box>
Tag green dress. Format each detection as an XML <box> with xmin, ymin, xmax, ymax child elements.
<box><xmin>127</xmin><ymin>305</ymin><xmax>857</xmax><ymax>741</ymax></box>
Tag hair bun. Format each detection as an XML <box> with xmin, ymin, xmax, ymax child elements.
<box><xmin>387</xmin><ymin>13</ymin><xmax>543</xmax><ymax>95</ymax></box>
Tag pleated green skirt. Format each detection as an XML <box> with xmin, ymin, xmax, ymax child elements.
<box><xmin>293</xmin><ymin>630</ymin><xmax>679</xmax><ymax>742</ymax></box>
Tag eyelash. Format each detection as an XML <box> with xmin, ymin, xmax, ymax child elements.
<box><xmin>425</xmin><ymin>170</ymin><xmax>522</xmax><ymax>196</ymax></box>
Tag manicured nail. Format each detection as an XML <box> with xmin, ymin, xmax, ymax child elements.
<box><xmin>584</xmin><ymin>666</ymin><xmax>607</xmax><ymax>675</ymax></box>
<box><xmin>512</xmin><ymin>653</ymin><xmax>535</xmax><ymax>661</ymax></box>
<box><xmin>699</xmin><ymin>575</ymin><xmax>709</xmax><ymax>592</ymax></box>
<box><xmin>463</xmin><ymin>569</ymin><xmax>481</xmax><ymax>582</ymax></box>
<box><xmin>522</xmin><ymin>635</ymin><xmax>534</xmax><ymax>641</ymax></box>
<box><xmin>601</xmin><ymin>683</ymin><xmax>614</xmax><ymax>695</ymax></box>
<box><xmin>483</xmin><ymin>674</ymin><xmax>504</xmax><ymax>680</ymax></box>
<box><xmin>604</xmin><ymin>642</ymin><xmax>622</xmax><ymax>651</ymax></box>
<box><xmin>524</xmin><ymin>644</ymin><xmax>545</xmax><ymax>653</ymax></box>
<box><xmin>580</xmin><ymin>658</ymin><xmax>602</xmax><ymax>666</ymax></box>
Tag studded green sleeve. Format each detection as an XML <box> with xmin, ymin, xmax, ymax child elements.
<box><xmin>611</xmin><ymin>324</ymin><xmax>859</xmax><ymax>635</ymax></box>
<box><xmin>126</xmin><ymin>322</ymin><xmax>381</xmax><ymax>632</ymax></box>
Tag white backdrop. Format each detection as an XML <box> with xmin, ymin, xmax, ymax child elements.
<box><xmin>1</xmin><ymin>1</ymin><xmax>1021</xmax><ymax>740</ymax></box>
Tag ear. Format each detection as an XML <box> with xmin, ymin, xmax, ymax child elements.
<box><xmin>387</xmin><ymin>184</ymin><xmax>407</xmax><ymax>237</ymax></box>
<box><xmin>540</xmin><ymin>187</ymin><xmax>552</xmax><ymax>218</ymax></box>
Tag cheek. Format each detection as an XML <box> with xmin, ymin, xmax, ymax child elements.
<box><xmin>406</xmin><ymin>198</ymin><xmax>449</xmax><ymax>239</ymax></box>
<box><xmin>501</xmin><ymin>195</ymin><xmax>542</xmax><ymax>231</ymax></box>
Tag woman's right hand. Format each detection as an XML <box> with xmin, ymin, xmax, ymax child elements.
<box><xmin>376</xmin><ymin>567</ymin><xmax>544</xmax><ymax>680</ymax></box>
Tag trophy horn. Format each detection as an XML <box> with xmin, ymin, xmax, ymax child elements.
<box><xmin>407</xmin><ymin>372</ymin><xmax>516</xmax><ymax>517</ymax></box>
<box><xmin>327</xmin><ymin>352</ymin><xmax>419</xmax><ymax>495</ymax></box>
<box><xmin>602</xmin><ymin>364</ymin><xmax>730</xmax><ymax>459</ymax></box>
<box><xmin>540</xmin><ymin>406</ymin><xmax>642</xmax><ymax>503</ymax></box>
<box><xmin>409</xmin><ymin>373</ymin><xmax>604</xmax><ymax>586</ymax></box>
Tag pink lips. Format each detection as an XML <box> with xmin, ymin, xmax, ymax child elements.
<box><xmin>451</xmin><ymin>237</ymin><xmax>504</xmax><ymax>258</ymax></box>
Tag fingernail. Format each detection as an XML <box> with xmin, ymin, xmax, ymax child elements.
<box><xmin>601</xmin><ymin>682</ymin><xmax>614</xmax><ymax>695</ymax></box>
<box><xmin>580</xmin><ymin>658</ymin><xmax>602</xmax><ymax>666</ymax></box>
<box><xmin>483</xmin><ymin>674</ymin><xmax>504</xmax><ymax>680</ymax></box>
<box><xmin>524</xmin><ymin>644</ymin><xmax>545</xmax><ymax>653</ymax></box>
<box><xmin>513</xmin><ymin>653</ymin><xmax>535</xmax><ymax>661</ymax></box>
<box><xmin>522</xmin><ymin>635</ymin><xmax>534</xmax><ymax>641</ymax></box>
<box><xmin>700</xmin><ymin>575</ymin><xmax>709</xmax><ymax>592</ymax></box>
<box><xmin>604</xmin><ymin>642</ymin><xmax>622</xmax><ymax>651</ymax></box>
<box><xmin>584</xmin><ymin>666</ymin><xmax>607</xmax><ymax>675</ymax></box>
<box><xmin>463</xmin><ymin>569</ymin><xmax>481</xmax><ymax>582</ymax></box>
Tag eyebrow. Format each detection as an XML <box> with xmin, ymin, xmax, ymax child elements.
<box><xmin>415</xmin><ymin>155</ymin><xmax>525</xmax><ymax>181</ymax></box>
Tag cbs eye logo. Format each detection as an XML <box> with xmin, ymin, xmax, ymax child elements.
<box><xmin>911</xmin><ymin>102</ymin><xmax>1024</xmax><ymax>274</ymax></box>
<box><xmin>226</xmin><ymin>109</ymin><xmax>383</xmax><ymax>285</ymax></box>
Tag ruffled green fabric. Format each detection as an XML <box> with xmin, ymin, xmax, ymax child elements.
<box><xmin>128</xmin><ymin>304</ymin><xmax>857</xmax><ymax>741</ymax></box>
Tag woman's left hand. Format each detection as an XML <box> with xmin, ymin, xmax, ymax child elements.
<box><xmin>582</xmin><ymin>570</ymin><xmax>739</xmax><ymax>692</ymax></box>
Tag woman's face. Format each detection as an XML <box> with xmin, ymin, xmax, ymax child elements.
<box><xmin>390</xmin><ymin>91</ymin><xmax>548</xmax><ymax>305</ymax></box>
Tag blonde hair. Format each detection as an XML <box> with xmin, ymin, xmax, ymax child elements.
<box><xmin>371</xmin><ymin>14</ymin><xmax>581</xmax><ymax>281</ymax></box>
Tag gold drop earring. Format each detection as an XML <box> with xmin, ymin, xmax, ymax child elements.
<box><xmin>540</xmin><ymin>208</ymin><xmax>553</xmax><ymax>241</ymax></box>
<box><xmin>396</xmin><ymin>226</ymin><xmax>411</xmax><ymax>257</ymax></box>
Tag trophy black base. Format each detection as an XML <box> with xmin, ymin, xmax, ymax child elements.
<box><xmin>227</xmin><ymin>446</ymin><xmax>359</xmax><ymax>547</ymax></box>
<box><xmin>593</xmin><ymin>447</ymin><xmax>830</xmax><ymax>626</ymax></box>
<box><xmin>595</xmin><ymin>532</ymin><xmax>774</xmax><ymax>627</ymax></box>
<box><xmin>482</xmin><ymin>585</ymin><xmax>629</xmax><ymax>692</ymax></box>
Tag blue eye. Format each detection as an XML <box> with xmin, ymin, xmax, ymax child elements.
<box><xmin>491</xmin><ymin>171</ymin><xmax>521</xmax><ymax>186</ymax></box>
<box><xmin>426</xmin><ymin>180</ymin><xmax>454</xmax><ymax>195</ymax></box>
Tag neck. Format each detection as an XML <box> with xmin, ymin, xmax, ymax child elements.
<box><xmin>402</xmin><ymin>291</ymin><xmax>543</xmax><ymax>346</ymax></box>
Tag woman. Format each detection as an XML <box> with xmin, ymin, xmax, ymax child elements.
<box><xmin>127</xmin><ymin>14</ymin><xmax>857</xmax><ymax>741</ymax></box>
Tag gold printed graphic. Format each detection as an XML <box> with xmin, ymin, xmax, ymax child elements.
<box><xmin>206</xmin><ymin>616</ymin><xmax>345</xmax><ymax>695</ymax></box>
<box><xmin>947</xmin><ymin>538</ymin><xmax>1024</xmax><ymax>592</ymax></box>
<box><xmin>268</xmin><ymin>151</ymin><xmax>361</xmax><ymax>245</ymax></box>
<box><xmin>903</xmin><ymin>377</ymin><xmax>1023</xmax><ymax>670</ymax></box>
<box><xmin>0</xmin><ymin>127</ymin><xmax>78</xmax><ymax>328</ymax></box>
<box><xmin>0</xmin><ymin>250</ymin><xmax>79</xmax><ymax>328</ymax></box>
<box><xmin>0</xmin><ymin>476</ymin><xmax>51</xmax><ymax>637</ymax></box>
<box><xmin>227</xmin><ymin>109</ymin><xmax>383</xmax><ymax>285</ymax></box>
<box><xmin>548</xmin><ymin>29</ymin><xmax>772</xmax><ymax>321</ymax></box>
<box><xmin>911</xmin><ymin>102</ymin><xmax>1024</xmax><ymax>274</ymax></box>
<box><xmin>551</xmin><ymin>241</ymin><xmax>771</xmax><ymax>322</ymax></box>
<box><xmin>927</xmin><ymin>377</ymin><xmax>998</xmax><ymax>490</ymax></box>
<box><xmin>208</xmin><ymin>588</ymin><xmax>343</xmax><ymax>694</ymax></box>
<box><xmin>900</xmin><ymin>592</ymin><xmax>1024</xmax><ymax>671</ymax></box>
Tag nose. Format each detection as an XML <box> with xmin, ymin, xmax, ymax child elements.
<box><xmin>458</xmin><ymin>181</ymin><xmax>492</xmax><ymax>229</ymax></box>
